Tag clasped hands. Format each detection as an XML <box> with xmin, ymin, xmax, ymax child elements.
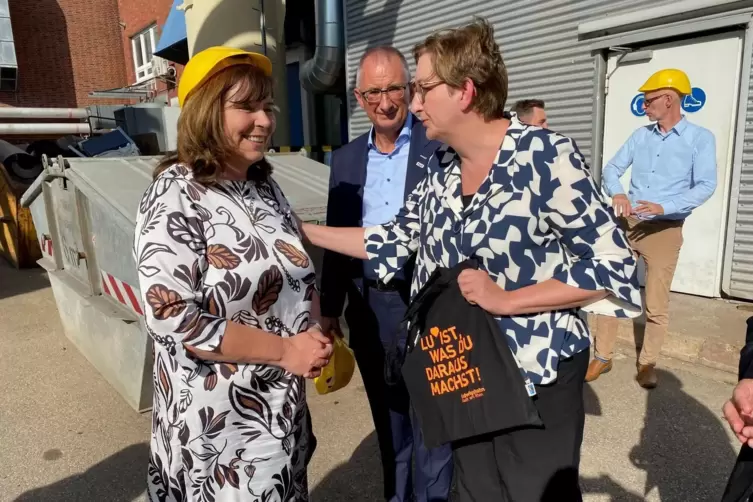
<box><xmin>723</xmin><ymin>379</ymin><xmax>753</xmax><ymax>447</ymax></box>
<box><xmin>281</xmin><ymin>321</ymin><xmax>336</xmax><ymax>379</ymax></box>
<box><xmin>612</xmin><ymin>194</ymin><xmax>664</xmax><ymax>217</ymax></box>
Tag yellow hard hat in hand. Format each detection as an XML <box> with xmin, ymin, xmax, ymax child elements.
<box><xmin>639</xmin><ymin>69</ymin><xmax>692</xmax><ymax>96</ymax></box>
<box><xmin>178</xmin><ymin>46</ymin><xmax>273</xmax><ymax>107</ymax></box>
<box><xmin>314</xmin><ymin>335</ymin><xmax>356</xmax><ymax>395</ymax></box>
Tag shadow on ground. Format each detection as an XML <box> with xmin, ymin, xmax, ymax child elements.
<box><xmin>582</xmin><ymin>368</ymin><xmax>737</xmax><ymax>501</ymax></box>
<box><xmin>0</xmin><ymin>261</ymin><xmax>50</xmax><ymax>300</ymax></box>
<box><xmin>14</xmin><ymin>443</ymin><xmax>148</xmax><ymax>502</ymax></box>
<box><xmin>579</xmin><ymin>384</ymin><xmax>644</xmax><ymax>500</ymax></box>
<box><xmin>311</xmin><ymin>366</ymin><xmax>737</xmax><ymax>501</ymax></box>
<box><xmin>629</xmin><ymin>368</ymin><xmax>736</xmax><ymax>500</ymax></box>
<box><xmin>310</xmin><ymin>432</ymin><xmax>383</xmax><ymax>502</ymax></box>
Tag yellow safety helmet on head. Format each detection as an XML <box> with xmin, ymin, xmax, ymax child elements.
<box><xmin>639</xmin><ymin>68</ymin><xmax>692</xmax><ymax>96</ymax></box>
<box><xmin>178</xmin><ymin>46</ymin><xmax>273</xmax><ymax>107</ymax></box>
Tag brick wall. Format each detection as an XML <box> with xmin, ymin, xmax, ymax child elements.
<box><xmin>1</xmin><ymin>0</ymin><xmax>131</xmax><ymax>109</ymax></box>
<box><xmin>117</xmin><ymin>0</ymin><xmax>181</xmax><ymax>102</ymax></box>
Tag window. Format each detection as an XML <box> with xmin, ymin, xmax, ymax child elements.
<box><xmin>131</xmin><ymin>25</ymin><xmax>157</xmax><ymax>83</ymax></box>
<box><xmin>0</xmin><ymin>67</ymin><xmax>17</xmax><ymax>91</ymax></box>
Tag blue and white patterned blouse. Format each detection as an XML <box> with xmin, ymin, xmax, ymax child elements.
<box><xmin>363</xmin><ymin>114</ymin><xmax>643</xmax><ymax>385</ymax></box>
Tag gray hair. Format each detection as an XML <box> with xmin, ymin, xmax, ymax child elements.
<box><xmin>355</xmin><ymin>46</ymin><xmax>411</xmax><ymax>89</ymax></box>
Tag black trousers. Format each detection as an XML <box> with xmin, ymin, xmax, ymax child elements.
<box><xmin>451</xmin><ymin>349</ymin><xmax>589</xmax><ymax>502</ymax></box>
<box><xmin>722</xmin><ymin>444</ymin><xmax>753</xmax><ymax>502</ymax></box>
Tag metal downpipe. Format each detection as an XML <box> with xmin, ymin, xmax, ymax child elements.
<box><xmin>299</xmin><ymin>0</ymin><xmax>344</xmax><ymax>93</ymax></box>
<box><xmin>590</xmin><ymin>51</ymin><xmax>608</xmax><ymax>186</ymax></box>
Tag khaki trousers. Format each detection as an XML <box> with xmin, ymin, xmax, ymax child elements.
<box><xmin>594</xmin><ymin>216</ymin><xmax>684</xmax><ymax>366</ymax></box>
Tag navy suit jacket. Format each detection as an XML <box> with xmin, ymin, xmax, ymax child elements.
<box><xmin>721</xmin><ymin>316</ymin><xmax>753</xmax><ymax>501</ymax></box>
<box><xmin>319</xmin><ymin>115</ymin><xmax>440</xmax><ymax>318</ymax></box>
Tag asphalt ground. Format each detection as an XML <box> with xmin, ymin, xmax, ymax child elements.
<box><xmin>0</xmin><ymin>261</ymin><xmax>742</xmax><ymax>501</ymax></box>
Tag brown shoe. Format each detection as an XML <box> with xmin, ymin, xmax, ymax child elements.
<box><xmin>585</xmin><ymin>358</ymin><xmax>613</xmax><ymax>382</ymax></box>
<box><xmin>636</xmin><ymin>364</ymin><xmax>657</xmax><ymax>389</ymax></box>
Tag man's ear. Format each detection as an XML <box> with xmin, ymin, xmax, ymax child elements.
<box><xmin>354</xmin><ymin>89</ymin><xmax>364</xmax><ymax>109</ymax></box>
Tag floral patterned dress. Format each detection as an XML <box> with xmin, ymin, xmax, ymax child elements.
<box><xmin>134</xmin><ymin>164</ymin><xmax>317</xmax><ymax>502</ymax></box>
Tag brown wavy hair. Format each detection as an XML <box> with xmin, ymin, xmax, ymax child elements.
<box><xmin>154</xmin><ymin>62</ymin><xmax>274</xmax><ymax>183</ymax></box>
<box><xmin>413</xmin><ymin>17</ymin><xmax>508</xmax><ymax>121</ymax></box>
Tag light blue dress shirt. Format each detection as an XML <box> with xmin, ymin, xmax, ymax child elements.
<box><xmin>362</xmin><ymin>114</ymin><xmax>413</xmax><ymax>227</ymax></box>
<box><xmin>602</xmin><ymin>117</ymin><xmax>717</xmax><ymax>220</ymax></box>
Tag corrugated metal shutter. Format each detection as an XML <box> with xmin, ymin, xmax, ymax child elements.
<box><xmin>344</xmin><ymin>0</ymin><xmax>753</xmax><ymax>300</ymax></box>
<box><xmin>344</xmin><ymin>0</ymin><xmax>676</xmax><ymax>162</ymax></box>
<box><xmin>728</xmin><ymin>53</ymin><xmax>753</xmax><ymax>299</ymax></box>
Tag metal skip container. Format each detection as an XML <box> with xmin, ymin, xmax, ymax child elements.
<box><xmin>20</xmin><ymin>153</ymin><xmax>330</xmax><ymax>412</ymax></box>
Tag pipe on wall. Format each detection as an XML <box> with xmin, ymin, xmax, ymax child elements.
<box><xmin>590</xmin><ymin>51</ymin><xmax>608</xmax><ymax>186</ymax></box>
<box><xmin>260</xmin><ymin>0</ymin><xmax>267</xmax><ymax>55</ymax></box>
<box><xmin>0</xmin><ymin>108</ymin><xmax>88</xmax><ymax>119</ymax></box>
<box><xmin>182</xmin><ymin>0</ymin><xmax>290</xmax><ymax>146</ymax></box>
<box><xmin>0</xmin><ymin>123</ymin><xmax>92</xmax><ymax>135</ymax></box>
<box><xmin>299</xmin><ymin>0</ymin><xmax>344</xmax><ymax>93</ymax></box>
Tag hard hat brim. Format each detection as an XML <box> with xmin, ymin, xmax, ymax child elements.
<box><xmin>638</xmin><ymin>85</ymin><xmax>690</xmax><ymax>96</ymax></box>
<box><xmin>638</xmin><ymin>68</ymin><xmax>692</xmax><ymax>96</ymax></box>
<box><xmin>179</xmin><ymin>50</ymin><xmax>273</xmax><ymax>107</ymax></box>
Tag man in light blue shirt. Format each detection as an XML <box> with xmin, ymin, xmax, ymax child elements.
<box><xmin>362</xmin><ymin>113</ymin><xmax>412</xmax><ymax>226</ymax></box>
<box><xmin>319</xmin><ymin>46</ymin><xmax>453</xmax><ymax>502</ymax></box>
<box><xmin>588</xmin><ymin>69</ymin><xmax>717</xmax><ymax>389</ymax></box>
<box><xmin>602</xmin><ymin>114</ymin><xmax>717</xmax><ymax>222</ymax></box>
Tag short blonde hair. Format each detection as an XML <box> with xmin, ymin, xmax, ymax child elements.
<box><xmin>413</xmin><ymin>17</ymin><xmax>508</xmax><ymax>121</ymax></box>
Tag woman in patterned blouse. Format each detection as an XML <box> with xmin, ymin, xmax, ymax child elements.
<box><xmin>303</xmin><ymin>19</ymin><xmax>642</xmax><ymax>501</ymax></box>
<box><xmin>134</xmin><ymin>47</ymin><xmax>333</xmax><ymax>502</ymax></box>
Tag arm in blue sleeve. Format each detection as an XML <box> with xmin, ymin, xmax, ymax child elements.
<box><xmin>660</xmin><ymin>130</ymin><xmax>717</xmax><ymax>217</ymax></box>
<box><xmin>601</xmin><ymin>131</ymin><xmax>637</xmax><ymax>198</ymax></box>
<box><xmin>363</xmin><ymin>175</ymin><xmax>426</xmax><ymax>284</ymax></box>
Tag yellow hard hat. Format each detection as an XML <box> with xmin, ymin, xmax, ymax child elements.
<box><xmin>314</xmin><ymin>336</ymin><xmax>356</xmax><ymax>395</ymax></box>
<box><xmin>639</xmin><ymin>69</ymin><xmax>692</xmax><ymax>95</ymax></box>
<box><xmin>178</xmin><ymin>46</ymin><xmax>273</xmax><ymax>107</ymax></box>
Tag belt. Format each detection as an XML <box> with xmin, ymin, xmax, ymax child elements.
<box><xmin>627</xmin><ymin>215</ymin><xmax>685</xmax><ymax>225</ymax></box>
<box><xmin>363</xmin><ymin>277</ymin><xmax>409</xmax><ymax>292</ymax></box>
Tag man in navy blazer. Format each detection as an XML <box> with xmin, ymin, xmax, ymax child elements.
<box><xmin>319</xmin><ymin>46</ymin><xmax>453</xmax><ymax>502</ymax></box>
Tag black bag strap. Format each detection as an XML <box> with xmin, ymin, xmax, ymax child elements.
<box><xmin>403</xmin><ymin>259</ymin><xmax>480</xmax><ymax>353</ymax></box>
<box><xmin>403</xmin><ymin>258</ymin><xmax>479</xmax><ymax>322</ymax></box>
<box><xmin>435</xmin><ymin>258</ymin><xmax>479</xmax><ymax>285</ymax></box>
<box><xmin>402</xmin><ymin>269</ymin><xmax>441</xmax><ymax>326</ymax></box>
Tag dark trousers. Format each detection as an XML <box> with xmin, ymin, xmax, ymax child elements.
<box><xmin>722</xmin><ymin>444</ymin><xmax>753</xmax><ymax>502</ymax></box>
<box><xmin>345</xmin><ymin>281</ymin><xmax>454</xmax><ymax>502</ymax></box>
<box><xmin>451</xmin><ymin>349</ymin><xmax>589</xmax><ymax>502</ymax></box>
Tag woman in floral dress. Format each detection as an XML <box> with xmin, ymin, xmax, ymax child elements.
<box><xmin>134</xmin><ymin>47</ymin><xmax>333</xmax><ymax>502</ymax></box>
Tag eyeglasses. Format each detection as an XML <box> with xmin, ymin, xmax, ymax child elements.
<box><xmin>643</xmin><ymin>94</ymin><xmax>670</xmax><ymax>107</ymax></box>
<box><xmin>411</xmin><ymin>80</ymin><xmax>443</xmax><ymax>103</ymax></box>
<box><xmin>357</xmin><ymin>84</ymin><xmax>409</xmax><ymax>104</ymax></box>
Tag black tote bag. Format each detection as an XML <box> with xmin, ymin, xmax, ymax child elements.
<box><xmin>400</xmin><ymin>259</ymin><xmax>542</xmax><ymax>449</ymax></box>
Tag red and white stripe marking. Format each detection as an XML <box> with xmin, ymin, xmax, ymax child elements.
<box><xmin>39</xmin><ymin>236</ymin><xmax>53</xmax><ymax>257</ymax></box>
<box><xmin>101</xmin><ymin>270</ymin><xmax>144</xmax><ymax>316</ymax></box>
